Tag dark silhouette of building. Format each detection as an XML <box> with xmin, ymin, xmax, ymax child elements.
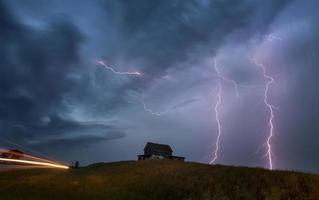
<box><xmin>138</xmin><ymin>142</ymin><xmax>185</xmax><ymax>161</ymax></box>
<box><xmin>74</xmin><ymin>161</ymin><xmax>79</xmax><ymax>168</ymax></box>
<box><xmin>70</xmin><ymin>161</ymin><xmax>80</xmax><ymax>169</ymax></box>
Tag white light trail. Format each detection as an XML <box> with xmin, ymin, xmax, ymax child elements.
<box><xmin>0</xmin><ymin>149</ymin><xmax>60</xmax><ymax>165</ymax></box>
<box><xmin>0</xmin><ymin>158</ymin><xmax>69</xmax><ymax>169</ymax></box>
<box><xmin>0</xmin><ymin>137</ymin><xmax>63</xmax><ymax>165</ymax></box>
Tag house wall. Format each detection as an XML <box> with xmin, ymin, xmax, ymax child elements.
<box><xmin>144</xmin><ymin>146</ymin><xmax>172</xmax><ymax>157</ymax></box>
<box><xmin>150</xmin><ymin>155</ymin><xmax>164</xmax><ymax>159</ymax></box>
<box><xmin>144</xmin><ymin>145</ymin><xmax>152</xmax><ymax>156</ymax></box>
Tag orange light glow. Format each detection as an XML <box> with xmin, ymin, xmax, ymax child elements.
<box><xmin>0</xmin><ymin>158</ymin><xmax>69</xmax><ymax>169</ymax></box>
<box><xmin>0</xmin><ymin>149</ymin><xmax>62</xmax><ymax>165</ymax></box>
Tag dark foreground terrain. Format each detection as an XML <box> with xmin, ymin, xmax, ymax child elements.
<box><xmin>0</xmin><ymin>160</ymin><xmax>318</xmax><ymax>200</ymax></box>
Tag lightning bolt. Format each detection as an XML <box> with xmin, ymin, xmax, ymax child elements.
<box><xmin>210</xmin><ymin>75</ymin><xmax>222</xmax><ymax>164</ymax></box>
<box><xmin>97</xmin><ymin>60</ymin><xmax>142</xmax><ymax>76</ymax></box>
<box><xmin>141</xmin><ymin>95</ymin><xmax>169</xmax><ymax>116</ymax></box>
<box><xmin>141</xmin><ymin>94</ymin><xmax>199</xmax><ymax>116</ymax></box>
<box><xmin>209</xmin><ymin>58</ymin><xmax>240</xmax><ymax>164</ymax></box>
<box><xmin>215</xmin><ymin>66</ymin><xmax>240</xmax><ymax>99</ymax></box>
<box><xmin>253</xmin><ymin>58</ymin><xmax>275</xmax><ymax>170</ymax></box>
<box><xmin>266</xmin><ymin>34</ymin><xmax>282</xmax><ymax>42</ymax></box>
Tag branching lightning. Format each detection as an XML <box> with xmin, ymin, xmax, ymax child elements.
<box><xmin>215</xmin><ymin>67</ymin><xmax>240</xmax><ymax>99</ymax></box>
<box><xmin>97</xmin><ymin>60</ymin><xmax>142</xmax><ymax>76</ymax></box>
<box><xmin>209</xmin><ymin>58</ymin><xmax>240</xmax><ymax>164</ymax></box>
<box><xmin>141</xmin><ymin>95</ymin><xmax>169</xmax><ymax>116</ymax></box>
<box><xmin>266</xmin><ymin>34</ymin><xmax>282</xmax><ymax>42</ymax></box>
<box><xmin>253</xmin><ymin>58</ymin><xmax>275</xmax><ymax>170</ymax></box>
<box><xmin>141</xmin><ymin>95</ymin><xmax>199</xmax><ymax>116</ymax></box>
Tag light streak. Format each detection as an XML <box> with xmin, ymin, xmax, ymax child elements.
<box><xmin>0</xmin><ymin>137</ymin><xmax>63</xmax><ymax>165</ymax></box>
<box><xmin>141</xmin><ymin>95</ymin><xmax>169</xmax><ymax>116</ymax></box>
<box><xmin>0</xmin><ymin>158</ymin><xmax>69</xmax><ymax>169</ymax></box>
<box><xmin>253</xmin><ymin>58</ymin><xmax>275</xmax><ymax>170</ymax></box>
<box><xmin>97</xmin><ymin>60</ymin><xmax>141</xmax><ymax>76</ymax></box>
<box><xmin>0</xmin><ymin>149</ymin><xmax>62</xmax><ymax>165</ymax></box>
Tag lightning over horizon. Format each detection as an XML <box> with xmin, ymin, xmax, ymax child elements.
<box><xmin>253</xmin><ymin>58</ymin><xmax>275</xmax><ymax>170</ymax></box>
<box><xmin>214</xmin><ymin>64</ymin><xmax>240</xmax><ymax>99</ymax></box>
<box><xmin>209</xmin><ymin>58</ymin><xmax>223</xmax><ymax>164</ymax></box>
<box><xmin>210</xmin><ymin>69</ymin><xmax>222</xmax><ymax>164</ymax></box>
<box><xmin>210</xmin><ymin>57</ymin><xmax>241</xmax><ymax>164</ymax></box>
<box><xmin>1</xmin><ymin>0</ymin><xmax>318</xmax><ymax>174</ymax></box>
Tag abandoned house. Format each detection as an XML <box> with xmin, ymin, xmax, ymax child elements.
<box><xmin>137</xmin><ymin>142</ymin><xmax>185</xmax><ymax>161</ymax></box>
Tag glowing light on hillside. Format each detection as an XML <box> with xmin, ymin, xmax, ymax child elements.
<box><xmin>0</xmin><ymin>158</ymin><xmax>69</xmax><ymax>169</ymax></box>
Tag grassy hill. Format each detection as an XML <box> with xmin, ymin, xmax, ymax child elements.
<box><xmin>0</xmin><ymin>160</ymin><xmax>318</xmax><ymax>200</ymax></box>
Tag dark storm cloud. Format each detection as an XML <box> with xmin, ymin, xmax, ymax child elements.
<box><xmin>32</xmin><ymin>131</ymin><xmax>125</xmax><ymax>149</ymax></box>
<box><xmin>0</xmin><ymin>0</ymin><xmax>294</xmax><ymax>123</ymax></box>
<box><xmin>171</xmin><ymin>98</ymin><xmax>200</xmax><ymax>110</ymax></box>
<box><xmin>0</xmin><ymin>1</ymin><xmax>82</xmax><ymax>125</ymax></box>
<box><xmin>30</xmin><ymin>116</ymin><xmax>125</xmax><ymax>138</ymax></box>
<box><xmin>208</xmin><ymin>0</ymin><xmax>319</xmax><ymax>172</ymax></box>
<box><xmin>90</xmin><ymin>0</ymin><xmax>293</xmax><ymax>112</ymax></box>
<box><xmin>6</xmin><ymin>0</ymin><xmax>291</xmax><ymax>119</ymax></box>
<box><xmin>103</xmin><ymin>0</ymin><xmax>292</xmax><ymax>70</ymax></box>
<box><xmin>0</xmin><ymin>1</ymin><xmax>125</xmax><ymax>147</ymax></box>
<box><xmin>1</xmin><ymin>115</ymin><xmax>126</xmax><ymax>149</ymax></box>
<box><xmin>269</xmin><ymin>8</ymin><xmax>319</xmax><ymax>171</ymax></box>
<box><xmin>247</xmin><ymin>0</ymin><xmax>292</xmax><ymax>32</ymax></box>
<box><xmin>1</xmin><ymin>0</ymin><xmax>319</xmax><ymax>172</ymax></box>
<box><xmin>0</xmin><ymin>0</ymin><xmax>292</xmax><ymax>140</ymax></box>
<box><xmin>103</xmin><ymin>0</ymin><xmax>254</xmax><ymax>74</ymax></box>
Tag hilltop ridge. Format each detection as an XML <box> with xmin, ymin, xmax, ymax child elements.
<box><xmin>0</xmin><ymin>160</ymin><xmax>318</xmax><ymax>199</ymax></box>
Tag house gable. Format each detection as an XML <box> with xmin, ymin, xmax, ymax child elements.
<box><xmin>144</xmin><ymin>142</ymin><xmax>173</xmax><ymax>156</ymax></box>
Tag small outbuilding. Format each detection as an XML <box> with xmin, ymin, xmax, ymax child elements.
<box><xmin>137</xmin><ymin>142</ymin><xmax>185</xmax><ymax>161</ymax></box>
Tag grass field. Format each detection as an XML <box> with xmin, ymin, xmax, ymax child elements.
<box><xmin>0</xmin><ymin>160</ymin><xmax>318</xmax><ymax>200</ymax></box>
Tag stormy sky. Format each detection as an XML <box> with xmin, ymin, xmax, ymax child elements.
<box><xmin>1</xmin><ymin>0</ymin><xmax>319</xmax><ymax>172</ymax></box>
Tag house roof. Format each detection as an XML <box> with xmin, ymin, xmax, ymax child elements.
<box><xmin>145</xmin><ymin>142</ymin><xmax>173</xmax><ymax>153</ymax></box>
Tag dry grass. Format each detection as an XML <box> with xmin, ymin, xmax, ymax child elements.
<box><xmin>0</xmin><ymin>160</ymin><xmax>318</xmax><ymax>200</ymax></box>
